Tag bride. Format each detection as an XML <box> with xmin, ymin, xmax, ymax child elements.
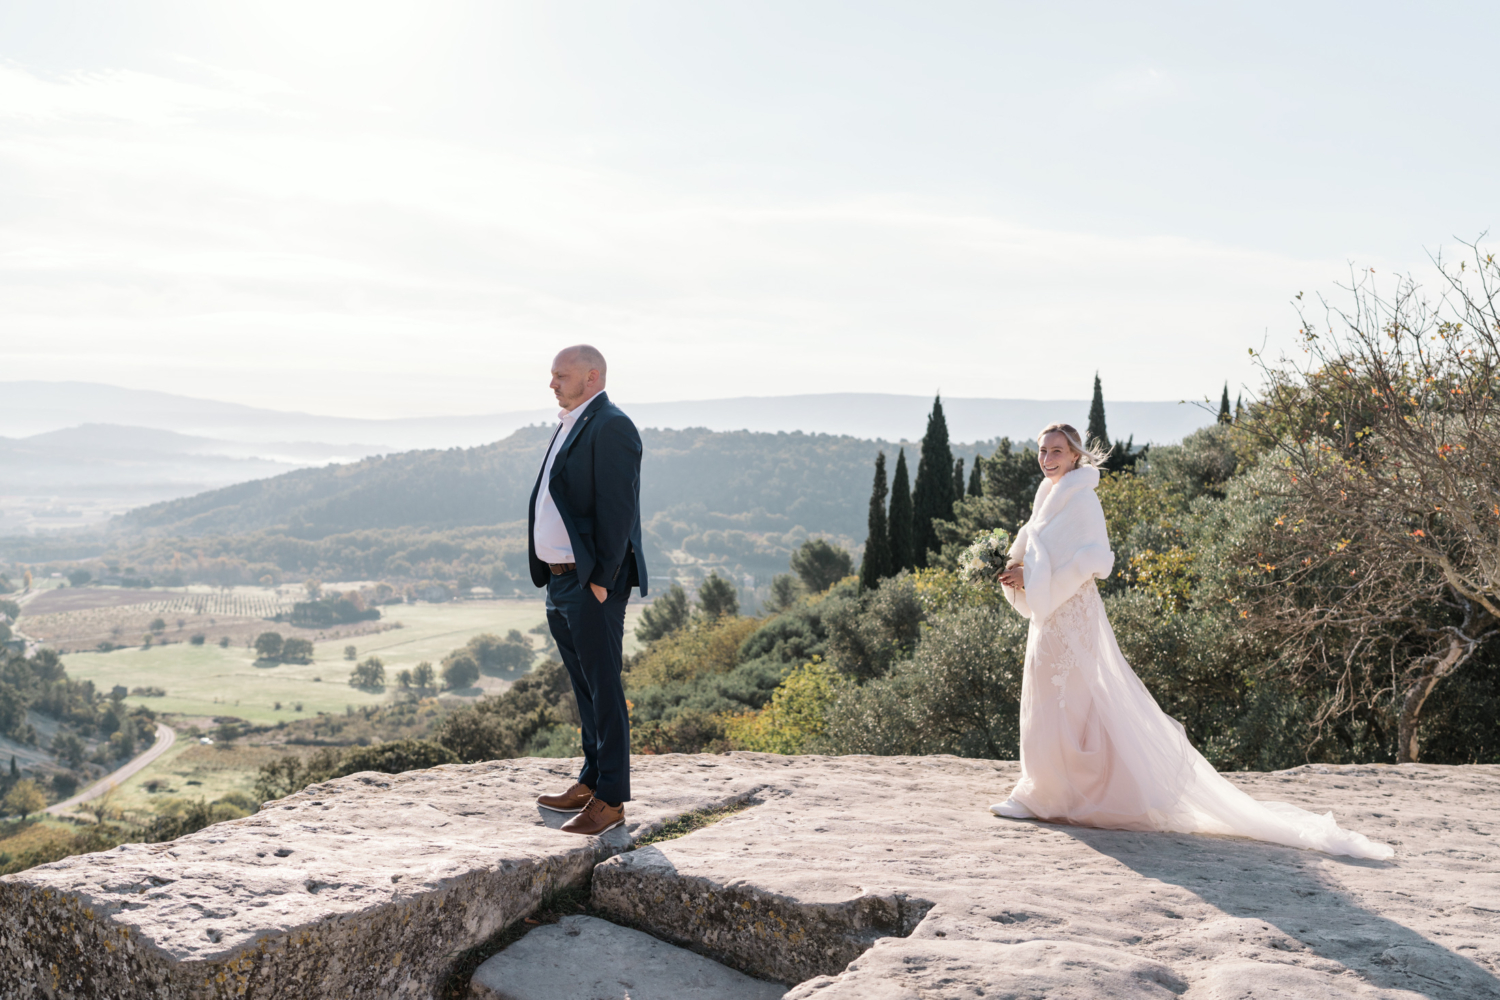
<box><xmin>991</xmin><ymin>423</ymin><xmax>1393</xmax><ymax>860</ymax></box>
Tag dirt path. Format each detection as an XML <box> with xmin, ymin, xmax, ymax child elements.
<box><xmin>45</xmin><ymin>722</ymin><xmax>176</xmax><ymax>815</ymax></box>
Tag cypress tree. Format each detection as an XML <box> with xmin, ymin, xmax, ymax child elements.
<box><xmin>1235</xmin><ymin>393</ymin><xmax>1244</xmax><ymax>423</ymax></box>
<box><xmin>909</xmin><ymin>396</ymin><xmax>955</xmax><ymax>569</ymax></box>
<box><xmin>1218</xmin><ymin>383</ymin><xmax>1232</xmax><ymax>424</ymax></box>
<box><xmin>1086</xmin><ymin>373</ymin><xmax>1110</xmax><ymax>451</ymax></box>
<box><xmin>888</xmin><ymin>448</ymin><xmax>914</xmax><ymax>573</ymax></box>
<box><xmin>967</xmin><ymin>455</ymin><xmax>984</xmax><ymax>497</ymax></box>
<box><xmin>952</xmin><ymin>457</ymin><xmax>966</xmax><ymax>503</ymax></box>
<box><xmin>860</xmin><ymin>452</ymin><xmax>891</xmax><ymax>590</ymax></box>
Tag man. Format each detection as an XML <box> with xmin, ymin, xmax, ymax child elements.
<box><xmin>528</xmin><ymin>345</ymin><xmax>648</xmax><ymax>835</ymax></box>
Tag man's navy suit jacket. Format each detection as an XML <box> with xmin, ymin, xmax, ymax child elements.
<box><xmin>527</xmin><ymin>391</ymin><xmax>649</xmax><ymax>595</ymax></box>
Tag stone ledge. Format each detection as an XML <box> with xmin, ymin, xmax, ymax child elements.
<box><xmin>0</xmin><ymin>757</ymin><xmax>764</xmax><ymax>1000</ymax></box>
<box><xmin>5</xmin><ymin>755</ymin><xmax>1500</xmax><ymax>1000</ymax></box>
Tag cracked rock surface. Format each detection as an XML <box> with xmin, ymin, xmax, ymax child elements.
<box><xmin>3</xmin><ymin>754</ymin><xmax>1498</xmax><ymax>999</ymax></box>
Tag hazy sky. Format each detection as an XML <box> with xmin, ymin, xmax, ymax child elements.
<box><xmin>2</xmin><ymin>2</ymin><xmax>1497</xmax><ymax>418</ymax></box>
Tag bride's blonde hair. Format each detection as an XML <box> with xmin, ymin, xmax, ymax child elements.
<box><xmin>1037</xmin><ymin>422</ymin><xmax>1111</xmax><ymax>469</ymax></box>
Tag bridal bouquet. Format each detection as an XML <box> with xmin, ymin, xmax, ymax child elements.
<box><xmin>957</xmin><ymin>528</ymin><xmax>1013</xmax><ymax>586</ymax></box>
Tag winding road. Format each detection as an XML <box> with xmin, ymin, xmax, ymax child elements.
<box><xmin>45</xmin><ymin>722</ymin><xmax>176</xmax><ymax>816</ymax></box>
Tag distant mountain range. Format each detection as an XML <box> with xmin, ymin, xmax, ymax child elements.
<box><xmin>2</xmin><ymin>381</ymin><xmax>1212</xmax><ymax>451</ymax></box>
<box><xmin>0</xmin><ymin>382</ymin><xmax>1213</xmax><ymax>538</ymax></box>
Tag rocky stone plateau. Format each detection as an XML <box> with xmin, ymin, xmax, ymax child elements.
<box><xmin>2</xmin><ymin>754</ymin><xmax>1498</xmax><ymax>999</ymax></box>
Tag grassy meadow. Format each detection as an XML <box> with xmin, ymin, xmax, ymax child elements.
<box><xmin>90</xmin><ymin>739</ymin><xmax>308</xmax><ymax>817</ymax></box>
<box><xmin>59</xmin><ymin>599</ymin><xmax>647</xmax><ymax>726</ymax></box>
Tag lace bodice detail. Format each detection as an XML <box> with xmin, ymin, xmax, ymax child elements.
<box><xmin>1040</xmin><ymin>578</ymin><xmax>1100</xmax><ymax>634</ymax></box>
<box><xmin>1037</xmin><ymin>580</ymin><xmax>1100</xmax><ymax>712</ymax></box>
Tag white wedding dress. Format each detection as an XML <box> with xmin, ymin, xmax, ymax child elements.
<box><xmin>995</xmin><ymin>465</ymin><xmax>1393</xmax><ymax>861</ymax></box>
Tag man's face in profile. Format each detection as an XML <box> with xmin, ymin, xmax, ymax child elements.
<box><xmin>549</xmin><ymin>352</ymin><xmax>596</xmax><ymax>411</ymax></box>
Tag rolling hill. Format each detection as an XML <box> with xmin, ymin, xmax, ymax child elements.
<box><xmin>116</xmin><ymin>425</ymin><xmax>960</xmax><ymax>544</ymax></box>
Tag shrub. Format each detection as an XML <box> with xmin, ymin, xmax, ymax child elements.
<box><xmin>441</xmin><ymin>653</ymin><xmax>480</xmax><ymax>691</ymax></box>
<box><xmin>824</xmin><ymin>571</ymin><xmax>925</xmax><ymax>681</ymax></box>
<box><xmin>633</xmin><ymin>708</ymin><xmax>729</xmax><ymax>755</ymax></box>
<box><xmin>145</xmin><ymin>795</ymin><xmax>257</xmax><ymax>842</ymax></box>
<box><xmin>1144</xmin><ymin>423</ymin><xmax>1241</xmax><ymax>502</ymax></box>
<box><xmin>344</xmin><ymin>645</ymin><xmax>357</xmax><ymax>661</ymax></box>
<box><xmin>529</xmin><ymin>724</ymin><xmax>584</xmax><ymax>757</ymax></box>
<box><xmin>107</xmin><ymin>729</ymin><xmax>137</xmax><ymax>760</ymax></box>
<box><xmin>0</xmin><ymin>823</ymin><xmax>134</xmax><ymax>875</ymax></box>
<box><xmin>336</xmin><ymin>738</ymin><xmax>456</xmax><ymax>776</ymax></box>
<box><xmin>218</xmin><ymin>636</ymin><xmax>230</xmax><ymax>648</ymax></box>
<box><xmin>252</xmin><ymin>740</ymin><xmax>457</xmax><ymax>804</ymax></box>
<box><xmin>724</xmin><ymin>659</ymin><xmax>839</xmax><ymax>754</ymax></box>
<box><xmin>626</xmin><ymin>658</ymin><xmax>790</xmax><ymax>724</ymax></box>
<box><xmin>626</xmin><ymin>616</ymin><xmax>763</xmax><ymax>689</ymax></box>
<box><xmin>189</xmin><ymin>634</ymin><xmax>206</xmax><ymax>646</ymax></box>
<box><xmin>736</xmin><ymin>595</ymin><xmax>848</xmax><ymax>671</ymax></box>
<box><xmin>437</xmin><ymin>660</ymin><xmax>578</xmax><ymax>763</ymax></box>
<box><xmin>50</xmin><ymin>772</ymin><xmax>78</xmax><ymax>799</ymax></box>
<box><xmin>818</xmin><ymin>604</ymin><xmax>1024</xmax><ymax>759</ymax></box>
<box><xmin>149</xmin><ymin>618</ymin><xmax>167</xmax><ymax>633</ymax></box>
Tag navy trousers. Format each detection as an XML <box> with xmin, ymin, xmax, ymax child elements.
<box><xmin>545</xmin><ymin>568</ymin><xmax>631</xmax><ymax>804</ymax></box>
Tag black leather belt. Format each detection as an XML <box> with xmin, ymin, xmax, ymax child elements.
<box><xmin>549</xmin><ymin>562</ymin><xmax>576</xmax><ymax>575</ymax></box>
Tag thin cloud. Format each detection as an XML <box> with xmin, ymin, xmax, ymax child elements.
<box><xmin>0</xmin><ymin>62</ymin><xmax>270</xmax><ymax>125</ymax></box>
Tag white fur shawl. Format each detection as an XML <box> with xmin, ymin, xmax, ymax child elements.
<box><xmin>1002</xmin><ymin>464</ymin><xmax>1115</xmax><ymax>622</ymax></box>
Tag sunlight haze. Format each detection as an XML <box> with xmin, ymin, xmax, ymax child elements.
<box><xmin>2</xmin><ymin>1</ymin><xmax>1496</xmax><ymax>417</ymax></box>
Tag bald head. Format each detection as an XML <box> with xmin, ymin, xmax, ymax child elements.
<box><xmin>549</xmin><ymin>344</ymin><xmax>607</xmax><ymax>411</ymax></box>
<box><xmin>557</xmin><ymin>344</ymin><xmax>606</xmax><ymax>378</ymax></box>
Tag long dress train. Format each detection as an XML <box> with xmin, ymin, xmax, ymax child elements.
<box><xmin>997</xmin><ymin>465</ymin><xmax>1393</xmax><ymax>861</ymax></box>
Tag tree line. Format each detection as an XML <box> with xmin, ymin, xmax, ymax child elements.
<box><xmin>860</xmin><ymin>378</ymin><xmax>1153</xmax><ymax>589</ymax></box>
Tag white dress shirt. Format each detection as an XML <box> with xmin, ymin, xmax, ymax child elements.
<box><xmin>532</xmin><ymin>393</ymin><xmax>600</xmax><ymax>564</ymax></box>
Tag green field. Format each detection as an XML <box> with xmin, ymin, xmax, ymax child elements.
<box><xmin>59</xmin><ymin>599</ymin><xmax>647</xmax><ymax>725</ymax></box>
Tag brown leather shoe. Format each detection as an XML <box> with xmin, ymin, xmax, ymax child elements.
<box><xmin>560</xmin><ymin>797</ymin><xmax>625</xmax><ymax>836</ymax></box>
<box><xmin>536</xmin><ymin>781</ymin><xmax>594</xmax><ymax>813</ymax></box>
